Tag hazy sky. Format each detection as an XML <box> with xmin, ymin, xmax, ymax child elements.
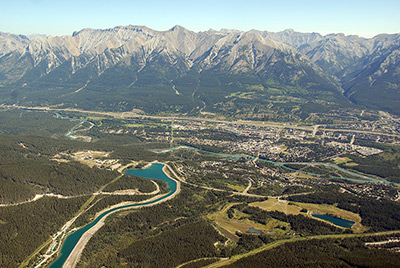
<box><xmin>1</xmin><ymin>0</ymin><xmax>399</xmax><ymax>38</ymax></box>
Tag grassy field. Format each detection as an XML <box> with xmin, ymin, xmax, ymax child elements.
<box><xmin>85</xmin><ymin>116</ymin><xmax>108</xmax><ymax>121</ymax></box>
<box><xmin>250</xmin><ymin>198</ymin><xmax>302</xmax><ymax>215</ymax></box>
<box><xmin>207</xmin><ymin>203</ymin><xmax>289</xmax><ymax>240</ymax></box>
<box><xmin>226</xmin><ymin>184</ymin><xmax>246</xmax><ymax>192</ymax></box>
<box><xmin>344</xmin><ymin>162</ymin><xmax>359</xmax><ymax>167</ymax></box>
<box><xmin>250</xmin><ymin>197</ymin><xmax>366</xmax><ymax>233</ymax></box>
<box><xmin>289</xmin><ymin>172</ymin><xmax>318</xmax><ymax>179</ymax></box>
<box><xmin>334</xmin><ymin>157</ymin><xmax>352</xmax><ymax>165</ymax></box>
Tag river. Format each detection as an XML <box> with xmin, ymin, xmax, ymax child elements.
<box><xmin>57</xmin><ymin>112</ymin><xmax>392</xmax><ymax>186</ymax></box>
<box><xmin>49</xmin><ymin>163</ymin><xmax>178</xmax><ymax>268</ymax></box>
<box><xmin>49</xmin><ymin>126</ymin><xmax>393</xmax><ymax>265</ymax></box>
<box><xmin>55</xmin><ymin>112</ymin><xmax>87</xmax><ymax>140</ymax></box>
<box><xmin>159</xmin><ymin>146</ymin><xmax>397</xmax><ymax>185</ymax></box>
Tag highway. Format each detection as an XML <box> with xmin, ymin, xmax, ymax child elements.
<box><xmin>3</xmin><ymin>104</ymin><xmax>400</xmax><ymax>138</ymax></box>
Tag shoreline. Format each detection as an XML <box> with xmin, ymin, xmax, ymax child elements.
<box><xmin>61</xmin><ymin>162</ymin><xmax>181</xmax><ymax>268</ymax></box>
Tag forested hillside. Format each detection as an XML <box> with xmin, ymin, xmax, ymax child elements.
<box><xmin>1</xmin><ymin>26</ymin><xmax>399</xmax><ymax>116</ymax></box>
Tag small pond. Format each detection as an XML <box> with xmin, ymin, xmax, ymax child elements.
<box><xmin>312</xmin><ymin>213</ymin><xmax>355</xmax><ymax>228</ymax></box>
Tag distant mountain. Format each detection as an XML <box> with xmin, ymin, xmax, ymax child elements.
<box><xmin>267</xmin><ymin>30</ymin><xmax>400</xmax><ymax>113</ymax></box>
<box><xmin>27</xmin><ymin>33</ymin><xmax>48</xmax><ymax>40</ymax></box>
<box><xmin>0</xmin><ymin>25</ymin><xmax>399</xmax><ymax>117</ymax></box>
<box><xmin>0</xmin><ymin>32</ymin><xmax>30</xmax><ymax>57</ymax></box>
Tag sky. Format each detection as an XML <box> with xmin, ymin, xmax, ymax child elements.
<box><xmin>1</xmin><ymin>0</ymin><xmax>399</xmax><ymax>38</ymax></box>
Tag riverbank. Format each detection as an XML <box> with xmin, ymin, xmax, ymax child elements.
<box><xmin>60</xmin><ymin>163</ymin><xmax>181</xmax><ymax>268</ymax></box>
<box><xmin>99</xmin><ymin>180</ymin><xmax>160</xmax><ymax>196</ymax></box>
<box><xmin>161</xmin><ymin>145</ymin><xmax>397</xmax><ymax>185</ymax></box>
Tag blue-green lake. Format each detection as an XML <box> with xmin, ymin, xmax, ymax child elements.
<box><xmin>312</xmin><ymin>214</ymin><xmax>355</xmax><ymax>228</ymax></box>
<box><xmin>49</xmin><ymin>163</ymin><xmax>176</xmax><ymax>268</ymax></box>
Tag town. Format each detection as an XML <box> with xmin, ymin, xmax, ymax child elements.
<box><xmin>83</xmin><ymin>110</ymin><xmax>400</xmax><ymax>202</ymax></box>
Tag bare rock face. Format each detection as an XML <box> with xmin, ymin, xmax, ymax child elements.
<box><xmin>1</xmin><ymin>25</ymin><xmax>397</xmax><ymax>82</ymax></box>
<box><xmin>0</xmin><ymin>25</ymin><xmax>399</xmax><ymax>114</ymax></box>
<box><xmin>0</xmin><ymin>25</ymin><xmax>314</xmax><ymax>82</ymax></box>
<box><xmin>0</xmin><ymin>32</ymin><xmax>30</xmax><ymax>56</ymax></box>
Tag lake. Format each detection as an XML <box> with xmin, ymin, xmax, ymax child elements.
<box><xmin>312</xmin><ymin>213</ymin><xmax>355</xmax><ymax>228</ymax></box>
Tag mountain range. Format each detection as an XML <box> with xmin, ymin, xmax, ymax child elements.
<box><xmin>0</xmin><ymin>25</ymin><xmax>399</xmax><ymax>118</ymax></box>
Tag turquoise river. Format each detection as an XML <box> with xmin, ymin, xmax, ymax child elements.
<box><xmin>57</xmin><ymin>112</ymin><xmax>396</xmax><ymax>186</ymax></box>
<box><xmin>49</xmin><ymin>118</ymin><xmax>396</xmax><ymax>266</ymax></box>
<box><xmin>55</xmin><ymin>112</ymin><xmax>87</xmax><ymax>140</ymax></box>
<box><xmin>161</xmin><ymin>146</ymin><xmax>398</xmax><ymax>185</ymax></box>
<box><xmin>49</xmin><ymin>163</ymin><xmax>177</xmax><ymax>268</ymax></box>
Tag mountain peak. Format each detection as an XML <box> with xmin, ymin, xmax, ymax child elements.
<box><xmin>219</xmin><ymin>28</ymin><xmax>241</xmax><ymax>35</ymax></box>
<box><xmin>1</xmin><ymin>25</ymin><xmax>399</xmax><ymax>115</ymax></box>
<box><xmin>170</xmin><ymin>25</ymin><xmax>186</xmax><ymax>31</ymax></box>
<box><xmin>27</xmin><ymin>33</ymin><xmax>48</xmax><ymax>40</ymax></box>
<box><xmin>0</xmin><ymin>31</ymin><xmax>30</xmax><ymax>56</ymax></box>
<box><xmin>283</xmin><ymin>28</ymin><xmax>295</xmax><ymax>33</ymax></box>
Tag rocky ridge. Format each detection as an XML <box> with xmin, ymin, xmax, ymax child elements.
<box><xmin>0</xmin><ymin>25</ymin><xmax>399</xmax><ymax>114</ymax></box>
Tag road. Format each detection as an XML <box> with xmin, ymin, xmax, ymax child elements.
<box><xmin>166</xmin><ymin>164</ymin><xmax>266</xmax><ymax>199</ymax></box>
<box><xmin>1</xmin><ymin>168</ymin><xmax>159</xmax><ymax>208</ymax></box>
<box><xmin>204</xmin><ymin>230</ymin><xmax>400</xmax><ymax>268</ymax></box>
<box><xmin>242</xmin><ymin>179</ymin><xmax>252</xmax><ymax>194</ymax></box>
<box><xmin>176</xmin><ymin>257</ymin><xmax>224</xmax><ymax>268</ymax></box>
<box><xmin>3</xmin><ymin>104</ymin><xmax>400</xmax><ymax>138</ymax></box>
<box><xmin>22</xmin><ymin>164</ymin><xmax>158</xmax><ymax>267</ymax></box>
<box><xmin>62</xmin><ymin>163</ymin><xmax>181</xmax><ymax>268</ymax></box>
<box><xmin>0</xmin><ymin>193</ymin><xmax>88</xmax><ymax>207</ymax></box>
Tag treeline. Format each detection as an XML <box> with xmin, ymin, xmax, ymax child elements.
<box><xmin>102</xmin><ymin>174</ymin><xmax>160</xmax><ymax>193</ymax></box>
<box><xmin>225</xmin><ymin>237</ymin><xmax>400</xmax><ymax>268</ymax></box>
<box><xmin>1</xmin><ymin>159</ymin><xmax>118</xmax><ymax>197</ymax></box>
<box><xmin>0</xmin><ymin>135</ymin><xmax>115</xmax><ymax>203</ymax></box>
<box><xmin>86</xmin><ymin>125</ymin><xmax>143</xmax><ymax>147</ymax></box>
<box><xmin>180</xmin><ymin>158</ymin><xmax>257</xmax><ymax>191</ymax></box>
<box><xmin>338</xmin><ymin>144</ymin><xmax>400</xmax><ymax>183</ymax></box>
<box><xmin>231</xmin><ymin>205</ymin><xmax>343</xmax><ymax>236</ymax></box>
<box><xmin>59</xmin><ymin>73</ymin><xmax>201</xmax><ymax>114</ymax></box>
<box><xmin>178</xmin><ymin>141</ymin><xmax>227</xmax><ymax>154</ymax></box>
<box><xmin>0</xmin><ymin>196</ymin><xmax>87</xmax><ymax>267</ymax></box>
<box><xmin>78</xmin><ymin>186</ymin><xmax>258</xmax><ymax>267</ymax></box>
<box><xmin>0</xmin><ymin>134</ymin><xmax>164</xmax><ymax>203</ymax></box>
<box><xmin>0</xmin><ymin>109</ymin><xmax>76</xmax><ymax>137</ymax></box>
<box><xmin>0</xmin><ymin>176</ymin><xmax>35</xmax><ymax>204</ymax></box>
<box><xmin>287</xmin><ymin>190</ymin><xmax>400</xmax><ymax>231</ymax></box>
<box><xmin>108</xmin><ymin>142</ymin><xmax>168</xmax><ymax>164</ymax></box>
<box><xmin>168</xmin><ymin>147</ymin><xmax>224</xmax><ymax>162</ymax></box>
<box><xmin>118</xmin><ymin>221</ymin><xmax>225</xmax><ymax>268</ymax></box>
<box><xmin>73</xmin><ymin>194</ymin><xmax>153</xmax><ymax>228</ymax></box>
<box><xmin>351</xmin><ymin>164</ymin><xmax>400</xmax><ymax>183</ymax></box>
